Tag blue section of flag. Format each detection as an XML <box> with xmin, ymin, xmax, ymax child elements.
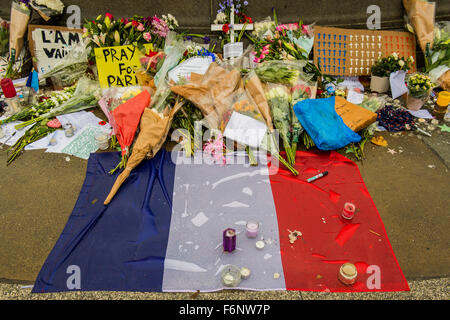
<box><xmin>32</xmin><ymin>151</ymin><xmax>175</xmax><ymax>293</ymax></box>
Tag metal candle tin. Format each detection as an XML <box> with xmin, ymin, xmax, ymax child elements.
<box><xmin>223</xmin><ymin>228</ymin><xmax>236</xmax><ymax>253</ymax></box>
<box><xmin>338</xmin><ymin>263</ymin><xmax>358</xmax><ymax>285</ymax></box>
<box><xmin>342</xmin><ymin>202</ymin><xmax>356</xmax><ymax>220</ymax></box>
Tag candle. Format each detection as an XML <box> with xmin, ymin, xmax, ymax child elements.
<box><xmin>95</xmin><ymin>133</ymin><xmax>110</xmax><ymax>150</ymax></box>
<box><xmin>255</xmin><ymin>240</ymin><xmax>265</xmax><ymax>250</ymax></box>
<box><xmin>338</xmin><ymin>263</ymin><xmax>358</xmax><ymax>285</ymax></box>
<box><xmin>342</xmin><ymin>202</ymin><xmax>356</xmax><ymax>220</ymax></box>
<box><xmin>245</xmin><ymin>220</ymin><xmax>259</xmax><ymax>238</ymax></box>
<box><xmin>221</xmin><ymin>265</ymin><xmax>241</xmax><ymax>287</ymax></box>
<box><xmin>240</xmin><ymin>267</ymin><xmax>251</xmax><ymax>280</ymax></box>
<box><xmin>223</xmin><ymin>228</ymin><xmax>236</xmax><ymax>252</ymax></box>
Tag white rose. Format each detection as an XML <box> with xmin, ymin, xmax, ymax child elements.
<box><xmin>399</xmin><ymin>60</ymin><xmax>405</xmax><ymax>67</ymax></box>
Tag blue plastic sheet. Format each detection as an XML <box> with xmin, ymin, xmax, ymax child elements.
<box><xmin>293</xmin><ymin>96</ymin><xmax>361</xmax><ymax>150</ymax></box>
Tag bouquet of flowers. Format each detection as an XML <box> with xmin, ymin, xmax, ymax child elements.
<box><xmin>208</xmin><ymin>89</ymin><xmax>298</xmax><ymax>174</ymax></box>
<box><xmin>247</xmin><ymin>8</ymin><xmax>313</xmax><ymax>64</ymax></box>
<box><xmin>426</xmin><ymin>22</ymin><xmax>450</xmax><ymax>81</ymax></box>
<box><xmin>7</xmin><ymin>121</ymin><xmax>56</xmax><ymax>165</ymax></box>
<box><xmin>214</xmin><ymin>0</ymin><xmax>252</xmax><ymax>46</ymax></box>
<box><xmin>371</xmin><ymin>53</ymin><xmax>414</xmax><ymax>77</ymax></box>
<box><xmin>83</xmin><ymin>13</ymin><xmax>176</xmax><ymax>63</ymax></box>
<box><xmin>0</xmin><ymin>19</ymin><xmax>9</xmax><ymax>56</ymax></box>
<box><xmin>290</xmin><ymin>79</ymin><xmax>316</xmax><ymax>154</ymax></box>
<box><xmin>265</xmin><ymin>84</ymin><xmax>295</xmax><ymax>165</ymax></box>
<box><xmin>30</xmin><ymin>0</ymin><xmax>65</xmax><ymax>20</ymax></box>
<box><xmin>407</xmin><ymin>74</ymin><xmax>434</xmax><ymax>99</ymax></box>
<box><xmin>255</xmin><ymin>60</ymin><xmax>305</xmax><ymax>86</ymax></box>
<box><xmin>0</xmin><ymin>86</ymin><xmax>75</xmax><ymax>125</ymax></box>
<box><xmin>15</xmin><ymin>77</ymin><xmax>100</xmax><ymax>130</ymax></box>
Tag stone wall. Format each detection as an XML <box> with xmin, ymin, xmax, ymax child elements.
<box><xmin>1</xmin><ymin>0</ymin><xmax>449</xmax><ymax>32</ymax></box>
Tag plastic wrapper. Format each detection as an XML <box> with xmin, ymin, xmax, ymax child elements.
<box><xmin>39</xmin><ymin>42</ymin><xmax>89</xmax><ymax>86</ymax></box>
<box><xmin>151</xmin><ymin>31</ymin><xmax>185</xmax><ymax>111</ymax></box>
<box><xmin>9</xmin><ymin>1</ymin><xmax>30</xmax><ymax>63</ymax></box>
<box><xmin>255</xmin><ymin>60</ymin><xmax>308</xmax><ymax>86</ymax></box>
<box><xmin>403</xmin><ymin>0</ymin><xmax>435</xmax><ymax>53</ymax></box>
<box><xmin>360</xmin><ymin>94</ymin><xmax>388</xmax><ymax>113</ymax></box>
<box><xmin>170</xmin><ymin>62</ymin><xmax>241</xmax><ymax>128</ymax></box>
<box><xmin>244</xmin><ymin>70</ymin><xmax>273</xmax><ymax>130</ymax></box>
<box><xmin>264</xmin><ymin>82</ymin><xmax>295</xmax><ymax>165</ymax></box>
<box><xmin>30</xmin><ymin>0</ymin><xmax>65</xmax><ymax>21</ymax></box>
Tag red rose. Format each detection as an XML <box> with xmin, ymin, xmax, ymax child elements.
<box><xmin>247</xmin><ymin>17</ymin><xmax>253</xmax><ymax>23</ymax></box>
<box><xmin>131</xmin><ymin>20</ymin><xmax>139</xmax><ymax>28</ymax></box>
<box><xmin>105</xmin><ymin>12</ymin><xmax>114</xmax><ymax>20</ymax></box>
<box><xmin>222</xmin><ymin>23</ymin><xmax>230</xmax><ymax>34</ymax></box>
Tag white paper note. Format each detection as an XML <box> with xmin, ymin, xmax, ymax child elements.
<box><xmin>223</xmin><ymin>42</ymin><xmax>244</xmax><ymax>59</ymax></box>
<box><xmin>390</xmin><ymin>71</ymin><xmax>408</xmax><ymax>99</ymax></box>
<box><xmin>223</xmin><ymin>111</ymin><xmax>267</xmax><ymax>149</ymax></box>
<box><xmin>168</xmin><ymin>56</ymin><xmax>213</xmax><ymax>83</ymax></box>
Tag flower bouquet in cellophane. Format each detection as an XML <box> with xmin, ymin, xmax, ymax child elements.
<box><xmin>204</xmin><ymin>88</ymin><xmax>298</xmax><ymax>175</ymax></box>
<box><xmin>290</xmin><ymin>78</ymin><xmax>317</xmax><ymax>154</ymax></box>
<box><xmin>264</xmin><ymin>83</ymin><xmax>295</xmax><ymax>166</ymax></box>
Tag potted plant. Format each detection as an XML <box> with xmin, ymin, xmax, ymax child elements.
<box><xmin>370</xmin><ymin>53</ymin><xmax>414</xmax><ymax>93</ymax></box>
<box><xmin>406</xmin><ymin>73</ymin><xmax>434</xmax><ymax>111</ymax></box>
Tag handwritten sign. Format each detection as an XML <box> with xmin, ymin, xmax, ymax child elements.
<box><xmin>95</xmin><ymin>44</ymin><xmax>153</xmax><ymax>88</ymax></box>
<box><xmin>28</xmin><ymin>25</ymin><xmax>83</xmax><ymax>74</ymax></box>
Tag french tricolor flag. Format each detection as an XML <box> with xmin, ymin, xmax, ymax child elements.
<box><xmin>32</xmin><ymin>150</ymin><xmax>409</xmax><ymax>293</ymax></box>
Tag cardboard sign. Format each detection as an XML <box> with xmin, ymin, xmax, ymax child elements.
<box><xmin>28</xmin><ymin>25</ymin><xmax>83</xmax><ymax>74</ymax></box>
<box><xmin>313</xmin><ymin>26</ymin><xmax>417</xmax><ymax>76</ymax></box>
<box><xmin>95</xmin><ymin>44</ymin><xmax>153</xmax><ymax>88</ymax></box>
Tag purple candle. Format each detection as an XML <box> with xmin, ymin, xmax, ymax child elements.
<box><xmin>223</xmin><ymin>228</ymin><xmax>236</xmax><ymax>253</ymax></box>
<box><xmin>245</xmin><ymin>221</ymin><xmax>259</xmax><ymax>238</ymax></box>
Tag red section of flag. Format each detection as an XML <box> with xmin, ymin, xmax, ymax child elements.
<box><xmin>268</xmin><ymin>151</ymin><xmax>409</xmax><ymax>292</ymax></box>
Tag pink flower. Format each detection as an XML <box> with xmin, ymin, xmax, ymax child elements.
<box><xmin>137</xmin><ymin>23</ymin><xmax>145</xmax><ymax>31</ymax></box>
<box><xmin>301</xmin><ymin>24</ymin><xmax>309</xmax><ymax>35</ymax></box>
<box><xmin>254</xmin><ymin>57</ymin><xmax>261</xmax><ymax>63</ymax></box>
<box><xmin>143</xmin><ymin>32</ymin><xmax>152</xmax><ymax>42</ymax></box>
<box><xmin>203</xmin><ymin>134</ymin><xmax>226</xmax><ymax>165</ymax></box>
<box><xmin>82</xmin><ymin>27</ymin><xmax>88</xmax><ymax>33</ymax></box>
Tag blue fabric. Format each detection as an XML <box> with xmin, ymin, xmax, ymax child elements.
<box><xmin>26</xmin><ymin>70</ymin><xmax>39</xmax><ymax>93</ymax></box>
<box><xmin>32</xmin><ymin>150</ymin><xmax>175</xmax><ymax>293</ymax></box>
<box><xmin>293</xmin><ymin>97</ymin><xmax>361</xmax><ymax>150</ymax></box>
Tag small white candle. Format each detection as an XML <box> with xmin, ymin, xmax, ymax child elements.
<box><xmin>256</xmin><ymin>241</ymin><xmax>265</xmax><ymax>250</ymax></box>
<box><xmin>240</xmin><ymin>267</ymin><xmax>251</xmax><ymax>280</ymax></box>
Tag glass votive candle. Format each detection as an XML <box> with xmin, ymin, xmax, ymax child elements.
<box><xmin>221</xmin><ymin>265</ymin><xmax>241</xmax><ymax>287</ymax></box>
<box><xmin>95</xmin><ymin>133</ymin><xmax>110</xmax><ymax>150</ymax></box>
<box><xmin>246</xmin><ymin>220</ymin><xmax>259</xmax><ymax>238</ymax></box>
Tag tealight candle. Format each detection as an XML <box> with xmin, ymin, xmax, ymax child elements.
<box><xmin>342</xmin><ymin>202</ymin><xmax>356</xmax><ymax>220</ymax></box>
<box><xmin>240</xmin><ymin>267</ymin><xmax>251</xmax><ymax>280</ymax></box>
<box><xmin>245</xmin><ymin>220</ymin><xmax>259</xmax><ymax>238</ymax></box>
<box><xmin>255</xmin><ymin>240</ymin><xmax>265</xmax><ymax>250</ymax></box>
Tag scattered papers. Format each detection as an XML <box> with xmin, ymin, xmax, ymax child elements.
<box><xmin>408</xmin><ymin>109</ymin><xmax>434</xmax><ymax>119</ymax></box>
<box><xmin>346</xmin><ymin>89</ymin><xmax>364</xmax><ymax>105</ymax></box>
<box><xmin>390</xmin><ymin>71</ymin><xmax>408</xmax><ymax>99</ymax></box>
